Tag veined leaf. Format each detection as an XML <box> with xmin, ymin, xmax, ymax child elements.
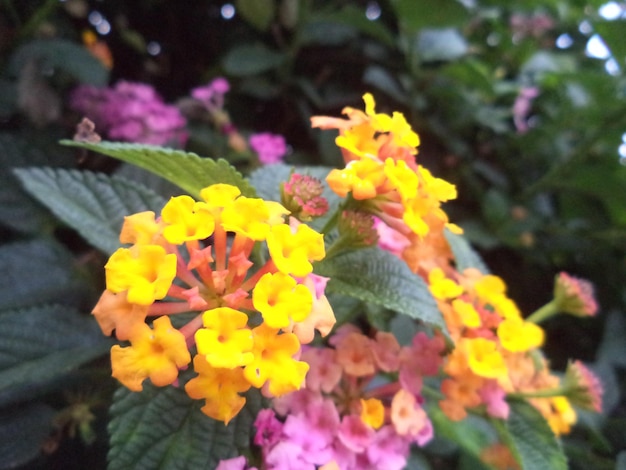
<box><xmin>14</xmin><ymin>167</ymin><xmax>166</xmax><ymax>255</ymax></box>
<box><xmin>315</xmin><ymin>248</ymin><xmax>448</xmax><ymax>335</ymax></box>
<box><xmin>445</xmin><ymin>229</ymin><xmax>490</xmax><ymax>274</ymax></box>
<box><xmin>0</xmin><ymin>238</ymin><xmax>90</xmax><ymax>311</ymax></box>
<box><xmin>0</xmin><ymin>304</ymin><xmax>112</xmax><ymax>406</ymax></box>
<box><xmin>500</xmin><ymin>400</ymin><xmax>568</xmax><ymax>470</ymax></box>
<box><xmin>108</xmin><ymin>380</ymin><xmax>261</xmax><ymax>470</ymax></box>
<box><xmin>60</xmin><ymin>140</ymin><xmax>256</xmax><ymax>199</ymax></box>
<box><xmin>0</xmin><ymin>403</ymin><xmax>56</xmax><ymax>469</ymax></box>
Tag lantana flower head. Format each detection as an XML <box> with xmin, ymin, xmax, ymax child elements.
<box><xmin>93</xmin><ymin>183</ymin><xmax>335</xmax><ymax>423</ymax></box>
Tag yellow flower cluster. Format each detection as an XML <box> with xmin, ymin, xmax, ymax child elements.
<box><xmin>312</xmin><ymin>93</ymin><xmax>459</xmax><ymax>243</ymax></box>
<box><xmin>93</xmin><ymin>183</ymin><xmax>335</xmax><ymax>423</ymax></box>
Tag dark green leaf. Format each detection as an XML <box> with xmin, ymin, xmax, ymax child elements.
<box><xmin>390</xmin><ymin>0</ymin><xmax>468</xmax><ymax>32</ymax></box>
<box><xmin>15</xmin><ymin>167</ymin><xmax>167</xmax><ymax>255</ymax></box>
<box><xmin>417</xmin><ymin>28</ymin><xmax>468</xmax><ymax>62</ymax></box>
<box><xmin>222</xmin><ymin>44</ymin><xmax>285</xmax><ymax>76</ymax></box>
<box><xmin>8</xmin><ymin>39</ymin><xmax>109</xmax><ymax>85</ymax></box>
<box><xmin>236</xmin><ymin>0</ymin><xmax>275</xmax><ymax>31</ymax></box>
<box><xmin>444</xmin><ymin>229</ymin><xmax>490</xmax><ymax>274</ymax></box>
<box><xmin>363</xmin><ymin>66</ymin><xmax>409</xmax><ymax>103</ymax></box>
<box><xmin>0</xmin><ymin>304</ymin><xmax>112</xmax><ymax>406</ymax></box>
<box><xmin>0</xmin><ymin>239</ymin><xmax>90</xmax><ymax>311</ymax></box>
<box><xmin>593</xmin><ymin>20</ymin><xmax>626</xmax><ymax>62</ymax></box>
<box><xmin>502</xmin><ymin>399</ymin><xmax>568</xmax><ymax>470</ymax></box>
<box><xmin>315</xmin><ymin>248</ymin><xmax>448</xmax><ymax>335</ymax></box>
<box><xmin>60</xmin><ymin>140</ymin><xmax>256</xmax><ymax>199</ymax></box>
<box><xmin>312</xmin><ymin>5</ymin><xmax>395</xmax><ymax>46</ymax></box>
<box><xmin>429</xmin><ymin>405</ymin><xmax>497</xmax><ymax>459</ymax></box>
<box><xmin>0</xmin><ymin>403</ymin><xmax>55</xmax><ymax>469</ymax></box>
<box><xmin>108</xmin><ymin>380</ymin><xmax>261</xmax><ymax>470</ymax></box>
<box><xmin>0</xmin><ymin>132</ymin><xmax>74</xmax><ymax>233</ymax></box>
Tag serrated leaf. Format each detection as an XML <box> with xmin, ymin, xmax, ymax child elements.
<box><xmin>236</xmin><ymin>0</ymin><xmax>275</xmax><ymax>31</ymax></box>
<box><xmin>429</xmin><ymin>404</ymin><xmax>497</xmax><ymax>458</ymax></box>
<box><xmin>0</xmin><ymin>403</ymin><xmax>56</xmax><ymax>469</ymax></box>
<box><xmin>108</xmin><ymin>380</ymin><xmax>261</xmax><ymax>470</ymax></box>
<box><xmin>0</xmin><ymin>132</ymin><xmax>74</xmax><ymax>233</ymax></box>
<box><xmin>15</xmin><ymin>167</ymin><xmax>167</xmax><ymax>255</ymax></box>
<box><xmin>222</xmin><ymin>44</ymin><xmax>285</xmax><ymax>76</ymax></box>
<box><xmin>315</xmin><ymin>248</ymin><xmax>448</xmax><ymax>335</ymax></box>
<box><xmin>502</xmin><ymin>400</ymin><xmax>568</xmax><ymax>470</ymax></box>
<box><xmin>0</xmin><ymin>239</ymin><xmax>90</xmax><ymax>311</ymax></box>
<box><xmin>8</xmin><ymin>39</ymin><xmax>109</xmax><ymax>85</ymax></box>
<box><xmin>60</xmin><ymin>140</ymin><xmax>255</xmax><ymax>200</ymax></box>
<box><xmin>0</xmin><ymin>304</ymin><xmax>111</xmax><ymax>406</ymax></box>
<box><xmin>444</xmin><ymin>229</ymin><xmax>490</xmax><ymax>274</ymax></box>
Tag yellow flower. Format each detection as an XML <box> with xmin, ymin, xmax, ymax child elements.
<box><xmin>252</xmin><ymin>272</ymin><xmax>313</xmax><ymax>329</ymax></box>
<box><xmin>195</xmin><ymin>307</ymin><xmax>254</xmax><ymax>369</ymax></box>
<box><xmin>384</xmin><ymin>158</ymin><xmax>419</xmax><ymax>200</ymax></box>
<box><xmin>91</xmin><ymin>290</ymin><xmax>148</xmax><ymax>341</ymax></box>
<box><xmin>110</xmin><ymin>316</ymin><xmax>191</xmax><ymax>391</ymax></box>
<box><xmin>221</xmin><ymin>196</ymin><xmax>288</xmax><ymax>241</ymax></box>
<box><xmin>266</xmin><ymin>223</ymin><xmax>325</xmax><ymax>277</ymax></box>
<box><xmin>428</xmin><ymin>268</ymin><xmax>464</xmax><ymax>300</ymax></box>
<box><xmin>160</xmin><ymin>195</ymin><xmax>215</xmax><ymax>244</ymax></box>
<box><xmin>326</xmin><ymin>158</ymin><xmax>385</xmax><ymax>200</ymax></box>
<box><xmin>498</xmin><ymin>317</ymin><xmax>544</xmax><ymax>352</ymax></box>
<box><xmin>451</xmin><ymin>298</ymin><xmax>481</xmax><ymax>328</ymax></box>
<box><xmin>466</xmin><ymin>338</ymin><xmax>508</xmax><ymax>379</ymax></box>
<box><xmin>185</xmin><ymin>355</ymin><xmax>251</xmax><ymax>425</ymax></box>
<box><xmin>360</xmin><ymin>398</ymin><xmax>384</xmax><ymax>429</ymax></box>
<box><xmin>119</xmin><ymin>211</ymin><xmax>162</xmax><ymax>245</ymax></box>
<box><xmin>199</xmin><ymin>183</ymin><xmax>241</xmax><ymax>211</ymax></box>
<box><xmin>105</xmin><ymin>244</ymin><xmax>177</xmax><ymax>305</ymax></box>
<box><xmin>244</xmin><ymin>323</ymin><xmax>309</xmax><ymax>396</ymax></box>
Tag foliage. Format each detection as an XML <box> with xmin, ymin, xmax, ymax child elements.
<box><xmin>0</xmin><ymin>0</ymin><xmax>624</xmax><ymax>469</ymax></box>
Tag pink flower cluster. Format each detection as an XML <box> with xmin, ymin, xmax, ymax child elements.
<box><xmin>191</xmin><ymin>77</ymin><xmax>230</xmax><ymax>112</ymax></box>
<box><xmin>69</xmin><ymin>81</ymin><xmax>187</xmax><ymax>146</ymax></box>
<box><xmin>249</xmin><ymin>133</ymin><xmax>287</xmax><ymax>165</ymax></box>
<box><xmin>245</xmin><ymin>326</ymin><xmax>445</xmax><ymax>470</ymax></box>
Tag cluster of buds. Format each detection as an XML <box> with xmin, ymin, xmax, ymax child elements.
<box><xmin>92</xmin><ymin>183</ymin><xmax>335</xmax><ymax>423</ymax></box>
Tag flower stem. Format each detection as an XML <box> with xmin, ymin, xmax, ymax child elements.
<box><xmin>526</xmin><ymin>299</ymin><xmax>558</xmax><ymax>324</ymax></box>
<box><xmin>507</xmin><ymin>386</ymin><xmax>569</xmax><ymax>400</ymax></box>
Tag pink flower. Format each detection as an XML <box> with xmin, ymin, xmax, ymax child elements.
<box><xmin>216</xmin><ymin>456</ymin><xmax>257</xmax><ymax>470</ymax></box>
<box><xmin>249</xmin><ymin>132</ymin><xmax>287</xmax><ymax>164</ymax></box>
<box><xmin>192</xmin><ymin>77</ymin><xmax>230</xmax><ymax>110</ymax></box>
<box><xmin>479</xmin><ymin>380</ymin><xmax>510</xmax><ymax>419</ymax></box>
<box><xmin>365</xmin><ymin>425</ymin><xmax>411</xmax><ymax>470</ymax></box>
<box><xmin>513</xmin><ymin>86</ymin><xmax>539</xmax><ymax>134</ymax></box>
<box><xmin>373</xmin><ymin>217</ymin><xmax>411</xmax><ymax>258</ymax></box>
<box><xmin>337</xmin><ymin>415</ymin><xmax>374</xmax><ymax>452</ymax></box>
<box><xmin>302</xmin><ymin>348</ymin><xmax>343</xmax><ymax>393</ymax></box>
<box><xmin>254</xmin><ymin>409</ymin><xmax>283</xmax><ymax>447</ymax></box>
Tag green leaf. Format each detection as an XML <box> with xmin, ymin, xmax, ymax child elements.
<box><xmin>14</xmin><ymin>167</ymin><xmax>167</xmax><ymax>255</ymax></box>
<box><xmin>236</xmin><ymin>0</ymin><xmax>275</xmax><ymax>31</ymax></box>
<box><xmin>593</xmin><ymin>20</ymin><xmax>626</xmax><ymax>62</ymax></box>
<box><xmin>500</xmin><ymin>400</ymin><xmax>568</xmax><ymax>470</ymax></box>
<box><xmin>429</xmin><ymin>404</ymin><xmax>497</xmax><ymax>459</ymax></box>
<box><xmin>108</xmin><ymin>380</ymin><xmax>261</xmax><ymax>470</ymax></box>
<box><xmin>312</xmin><ymin>5</ymin><xmax>396</xmax><ymax>46</ymax></box>
<box><xmin>0</xmin><ymin>403</ymin><xmax>56</xmax><ymax>469</ymax></box>
<box><xmin>8</xmin><ymin>39</ymin><xmax>109</xmax><ymax>85</ymax></box>
<box><xmin>0</xmin><ymin>132</ymin><xmax>74</xmax><ymax>233</ymax></box>
<box><xmin>390</xmin><ymin>0</ymin><xmax>468</xmax><ymax>32</ymax></box>
<box><xmin>416</xmin><ymin>28</ymin><xmax>468</xmax><ymax>62</ymax></box>
<box><xmin>444</xmin><ymin>230</ymin><xmax>490</xmax><ymax>274</ymax></box>
<box><xmin>0</xmin><ymin>239</ymin><xmax>90</xmax><ymax>311</ymax></box>
<box><xmin>222</xmin><ymin>44</ymin><xmax>285</xmax><ymax>76</ymax></box>
<box><xmin>0</xmin><ymin>304</ymin><xmax>112</xmax><ymax>406</ymax></box>
<box><xmin>315</xmin><ymin>248</ymin><xmax>448</xmax><ymax>335</ymax></box>
<box><xmin>59</xmin><ymin>140</ymin><xmax>256</xmax><ymax>200</ymax></box>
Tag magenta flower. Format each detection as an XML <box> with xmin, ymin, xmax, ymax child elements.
<box><xmin>249</xmin><ymin>132</ymin><xmax>288</xmax><ymax>164</ymax></box>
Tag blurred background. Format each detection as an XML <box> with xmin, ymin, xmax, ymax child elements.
<box><xmin>0</xmin><ymin>0</ymin><xmax>625</xmax><ymax>468</ymax></box>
